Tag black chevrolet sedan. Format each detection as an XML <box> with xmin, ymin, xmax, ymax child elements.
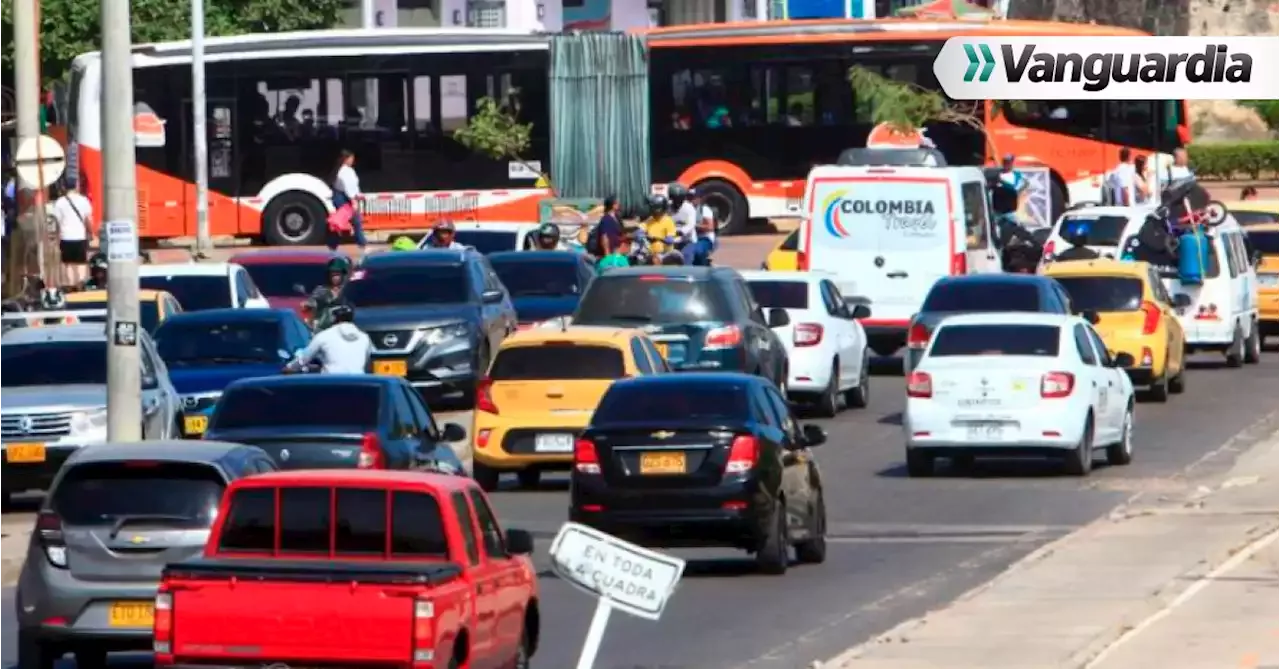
<box><xmin>569</xmin><ymin>372</ymin><xmax>827</xmax><ymax>575</ymax></box>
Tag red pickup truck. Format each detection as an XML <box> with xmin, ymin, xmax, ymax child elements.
<box><xmin>153</xmin><ymin>470</ymin><xmax>539</xmax><ymax>669</ymax></box>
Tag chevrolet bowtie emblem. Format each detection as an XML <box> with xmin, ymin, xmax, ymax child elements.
<box><xmin>129</xmin><ymin>535</ymin><xmax>150</xmax><ymax>545</ymax></box>
<box><xmin>651</xmin><ymin>431</ymin><xmax>676</xmax><ymax>439</ymax></box>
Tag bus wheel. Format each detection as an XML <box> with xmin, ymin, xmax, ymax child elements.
<box><xmin>263</xmin><ymin>192</ymin><xmax>327</xmax><ymax>246</ymax></box>
<box><xmin>1049</xmin><ymin>178</ymin><xmax>1067</xmax><ymax>225</ymax></box>
<box><xmin>696</xmin><ymin>178</ymin><xmax>749</xmax><ymax>236</ymax></box>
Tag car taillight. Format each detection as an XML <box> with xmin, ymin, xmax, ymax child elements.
<box><xmin>906</xmin><ymin>371</ymin><xmax>932</xmax><ymax>398</ymax></box>
<box><xmin>705</xmin><ymin>325</ymin><xmax>742</xmax><ymax>348</ymax></box>
<box><xmin>794</xmin><ymin>323</ymin><xmax>823</xmax><ymax>347</ymax></box>
<box><xmin>153</xmin><ymin>590</ymin><xmax>174</xmax><ymax>658</ymax></box>
<box><xmin>1140</xmin><ymin>301</ymin><xmax>1161</xmax><ymax>335</ymax></box>
<box><xmin>476</xmin><ymin>377</ymin><xmax>499</xmax><ymax>414</ymax></box>
<box><xmin>1042</xmin><ymin>240</ymin><xmax>1056</xmax><ymax>260</ymax></box>
<box><xmin>907</xmin><ymin>323</ymin><xmax>930</xmax><ymax>350</ymax></box>
<box><xmin>357</xmin><ymin>432</ymin><xmax>384</xmax><ymax>469</ymax></box>
<box><xmin>36</xmin><ymin>511</ymin><xmax>67</xmax><ymax>568</ymax></box>
<box><xmin>725</xmin><ymin>435</ymin><xmax>759</xmax><ymax>474</ymax></box>
<box><xmin>1041</xmin><ymin>372</ymin><xmax>1075</xmax><ymax>398</ymax></box>
<box><xmin>574</xmin><ymin>437</ymin><xmax>601</xmax><ymax>474</ymax></box>
<box><xmin>412</xmin><ymin>598</ymin><xmax>436</xmax><ymax>666</ymax></box>
<box><xmin>951</xmin><ymin>253</ymin><xmax>967</xmax><ymax>275</ymax></box>
<box><xmin>475</xmin><ymin>429</ymin><xmax>492</xmax><ymax>450</ymax></box>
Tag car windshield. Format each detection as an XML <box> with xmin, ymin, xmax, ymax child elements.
<box><xmin>922</xmin><ymin>282</ymin><xmax>1041</xmax><ymax>312</ymax></box>
<box><xmin>241</xmin><ymin>262</ymin><xmax>332</xmax><ymax>297</ymax></box>
<box><xmin>67</xmin><ymin>300</ymin><xmax>160</xmax><ymax>332</ymax></box>
<box><xmin>1232</xmin><ymin>211</ymin><xmax>1278</xmax><ymax>227</ymax></box>
<box><xmin>490</xmin><ymin>344</ymin><xmax>625</xmax><ymax>380</ymax></box>
<box><xmin>575</xmin><ymin>276</ymin><xmax>731</xmax><ymax>325</ymax></box>
<box><xmin>1059</xmin><ymin>215</ymin><xmax>1129</xmax><ymax>246</ymax></box>
<box><xmin>490</xmin><ymin>258</ymin><xmax>582</xmax><ymax>297</ymax></box>
<box><xmin>343</xmin><ymin>266</ymin><xmax>469</xmax><ymax>307</ymax></box>
<box><xmin>1246</xmin><ymin>229</ymin><xmax>1278</xmax><ymax>256</ymax></box>
<box><xmin>52</xmin><ymin>461</ymin><xmax>224</xmax><ymax>527</ymax></box>
<box><xmin>154</xmin><ymin>319</ymin><xmax>284</xmax><ymax>365</ymax></box>
<box><xmin>212</xmin><ymin>383</ymin><xmax>382</xmax><ymax>430</ymax></box>
<box><xmin>1053</xmin><ymin>277</ymin><xmax>1144</xmax><ymax>312</ymax></box>
<box><xmin>140</xmin><ymin>275</ymin><xmax>231</xmax><ymax>311</ymax></box>
<box><xmin>747</xmin><ymin>281</ymin><xmax>808</xmax><ymax>309</ymax></box>
<box><xmin>452</xmin><ymin>231</ymin><xmax>519</xmax><ymax>255</ymax></box>
<box><xmin>2</xmin><ymin>341</ymin><xmax>106</xmax><ymax>386</ymax></box>
<box><xmin>593</xmin><ymin>383</ymin><xmax>748</xmax><ymax>423</ymax></box>
<box><xmin>929</xmin><ymin>324</ymin><xmax>1061</xmax><ymax>357</ymax></box>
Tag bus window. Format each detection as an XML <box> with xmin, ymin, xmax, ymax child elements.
<box><xmin>440</xmin><ymin>75</ymin><xmax>469</xmax><ymax>133</ymax></box>
<box><xmin>412</xmin><ymin>76</ymin><xmax>434</xmax><ymax>133</ymax></box>
<box><xmin>1105</xmin><ymin>101</ymin><xmax>1156</xmax><ymax>150</ymax></box>
<box><xmin>1002</xmin><ymin>100</ymin><xmax>1102</xmax><ymax>139</ymax></box>
<box><xmin>782</xmin><ymin>66</ymin><xmax>815</xmax><ymax>127</ymax></box>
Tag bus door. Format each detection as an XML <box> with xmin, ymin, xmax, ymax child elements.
<box><xmin>181</xmin><ymin>98</ymin><xmax>241</xmax><ymax>237</ymax></box>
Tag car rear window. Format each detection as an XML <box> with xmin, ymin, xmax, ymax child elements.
<box><xmin>241</xmin><ymin>262</ymin><xmax>332</xmax><ymax>298</ymax></box>
<box><xmin>1121</xmin><ymin>234</ymin><xmax>1221</xmax><ymax>279</ymax></box>
<box><xmin>929</xmin><ymin>324</ymin><xmax>1061</xmax><ymax>357</ymax></box>
<box><xmin>1246</xmin><ymin>229</ymin><xmax>1278</xmax><ymax>256</ymax></box>
<box><xmin>593</xmin><ymin>383</ymin><xmax>748</xmax><ymax>423</ymax></box>
<box><xmin>343</xmin><ymin>266</ymin><xmax>469</xmax><ymax>307</ymax></box>
<box><xmin>2</xmin><ymin>341</ymin><xmax>106</xmax><ymax>387</ymax></box>
<box><xmin>1053</xmin><ymin>277</ymin><xmax>1144</xmax><ymax>312</ymax></box>
<box><xmin>575</xmin><ymin>276</ymin><xmax>732</xmax><ymax>325</ymax></box>
<box><xmin>490</xmin><ymin>258</ymin><xmax>583</xmax><ymax>298</ymax></box>
<box><xmin>490</xmin><ymin>344</ymin><xmax>626</xmax><ymax>380</ymax></box>
<box><xmin>140</xmin><ymin>275</ymin><xmax>232</xmax><ymax>311</ymax></box>
<box><xmin>1058</xmin><ymin>215</ymin><xmax>1129</xmax><ymax>246</ymax></box>
<box><xmin>453</xmin><ymin>230</ymin><xmax>519</xmax><ymax>255</ymax></box>
<box><xmin>67</xmin><ymin>301</ymin><xmax>160</xmax><ymax>333</ymax></box>
<box><xmin>212</xmin><ymin>384</ymin><xmax>381</xmax><ymax>430</ymax></box>
<box><xmin>747</xmin><ymin>281</ymin><xmax>808</xmax><ymax>309</ymax></box>
<box><xmin>52</xmin><ymin>461</ymin><xmax>224</xmax><ymax>527</ymax></box>
<box><xmin>217</xmin><ymin>486</ymin><xmax>448</xmax><ymax>557</ymax></box>
<box><xmin>922</xmin><ymin>282</ymin><xmax>1040</xmax><ymax>312</ymax></box>
<box><xmin>154</xmin><ymin>319</ymin><xmax>284</xmax><ymax>366</ymax></box>
<box><xmin>1232</xmin><ymin>211</ymin><xmax>1279</xmax><ymax>227</ymax></box>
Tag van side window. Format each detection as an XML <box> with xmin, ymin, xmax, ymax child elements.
<box><xmin>335</xmin><ymin>488</ymin><xmax>387</xmax><ymax>556</ymax></box>
<box><xmin>1223</xmin><ymin>232</ymin><xmax>1242</xmax><ymax>278</ymax></box>
<box><xmin>218</xmin><ymin>488</ymin><xmax>275</xmax><ymax>553</ymax></box>
<box><xmin>1073</xmin><ymin>325</ymin><xmax>1098</xmax><ymax>365</ymax></box>
<box><xmin>960</xmin><ymin>182</ymin><xmax>990</xmax><ymax>250</ymax></box>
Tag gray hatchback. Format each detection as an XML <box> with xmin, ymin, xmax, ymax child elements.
<box><xmin>15</xmin><ymin>440</ymin><xmax>277</xmax><ymax>669</ymax></box>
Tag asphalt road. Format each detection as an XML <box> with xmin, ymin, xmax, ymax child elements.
<box><xmin>3</xmin><ymin>350</ymin><xmax>1276</xmax><ymax>669</ymax></box>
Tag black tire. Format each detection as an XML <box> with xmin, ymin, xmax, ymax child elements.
<box><xmin>794</xmin><ymin>490</ymin><xmax>827</xmax><ymax>565</ymax></box>
<box><xmin>755</xmin><ymin>500</ymin><xmax>789</xmax><ymax>575</ymax></box>
<box><xmin>74</xmin><ymin>649</ymin><xmax>107</xmax><ymax>669</ymax></box>
<box><xmin>815</xmin><ymin>363</ymin><xmax>840</xmax><ymax>418</ymax></box>
<box><xmin>1107</xmin><ymin>404</ymin><xmax>1134</xmax><ymax>466</ymax></box>
<box><xmin>473</xmin><ymin>464</ymin><xmax>501</xmax><ymax>492</ymax></box>
<box><xmin>262</xmin><ymin>191</ymin><xmax>328</xmax><ymax>246</ymax></box>
<box><xmin>1225</xmin><ymin>325</ymin><xmax>1245</xmax><ymax>367</ymax></box>
<box><xmin>516</xmin><ymin>469</ymin><xmax>541</xmax><ymax>489</ymax></box>
<box><xmin>1064</xmin><ymin>415</ymin><xmax>1095</xmax><ymax>476</ymax></box>
<box><xmin>1244</xmin><ymin>319</ymin><xmax>1262</xmax><ymax>364</ymax></box>
<box><xmin>695</xmin><ymin>178</ymin><xmax>749</xmax><ymax>236</ymax></box>
<box><xmin>17</xmin><ymin>631</ymin><xmax>54</xmax><ymax>669</ymax></box>
<box><xmin>1049</xmin><ymin>177</ymin><xmax>1067</xmax><ymax>229</ymax></box>
<box><xmin>844</xmin><ymin>351</ymin><xmax>871</xmax><ymax>409</ymax></box>
<box><xmin>905</xmin><ymin>449</ymin><xmax>934</xmax><ymax>477</ymax></box>
<box><xmin>1146</xmin><ymin>375</ymin><xmax>1169</xmax><ymax>403</ymax></box>
<box><xmin>1168</xmin><ymin>349</ymin><xmax>1187</xmax><ymax>394</ymax></box>
<box><xmin>513</xmin><ymin>622</ymin><xmax>532</xmax><ymax>669</ymax></box>
<box><xmin>2</xmin><ymin>491</ymin><xmax>12</xmax><ymax>513</ymax></box>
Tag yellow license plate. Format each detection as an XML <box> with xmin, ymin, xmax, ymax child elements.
<box><xmin>107</xmin><ymin>601</ymin><xmax>155</xmax><ymax>627</ymax></box>
<box><xmin>183</xmin><ymin>415</ymin><xmax>208</xmax><ymax>435</ymax></box>
<box><xmin>5</xmin><ymin>443</ymin><xmax>46</xmax><ymax>463</ymax></box>
<box><xmin>374</xmin><ymin>359</ymin><xmax>408</xmax><ymax>376</ymax></box>
<box><xmin>655</xmin><ymin>343</ymin><xmax>669</xmax><ymax>359</ymax></box>
<box><xmin>639</xmin><ymin>451</ymin><xmax>686</xmax><ymax>475</ymax></box>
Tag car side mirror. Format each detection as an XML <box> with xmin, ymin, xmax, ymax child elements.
<box><xmin>850</xmin><ymin>304</ymin><xmax>871</xmax><ymax>319</ymax></box>
<box><xmin>1172</xmin><ymin>293</ymin><xmax>1192</xmax><ymax>308</ymax></box>
<box><xmin>801</xmin><ymin>424</ymin><xmax>827</xmax><ymax>448</ymax></box>
<box><xmin>843</xmin><ymin>295</ymin><xmax>872</xmax><ymax>319</ymax></box>
<box><xmin>1112</xmin><ymin>351</ymin><xmax>1135</xmax><ymax>368</ymax></box>
<box><xmin>440</xmin><ymin>422</ymin><xmax>467</xmax><ymax>443</ymax></box>
<box><xmin>505</xmin><ymin>528</ymin><xmax>534</xmax><ymax>555</ymax></box>
<box><xmin>481</xmin><ymin>289</ymin><xmax>504</xmax><ymax>304</ymax></box>
<box><xmin>1080</xmin><ymin>310</ymin><xmax>1101</xmax><ymax>325</ymax></box>
<box><xmin>766</xmin><ymin>307</ymin><xmax>790</xmax><ymax>328</ymax></box>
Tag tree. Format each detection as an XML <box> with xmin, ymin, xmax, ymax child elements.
<box><xmin>1239</xmin><ymin>100</ymin><xmax>1278</xmax><ymax>136</ymax></box>
<box><xmin>1</xmin><ymin>0</ymin><xmax>345</xmax><ymax>85</ymax></box>
<box><xmin>454</xmin><ymin>96</ymin><xmax>555</xmax><ymax>193</ymax></box>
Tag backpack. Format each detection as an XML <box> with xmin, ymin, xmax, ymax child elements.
<box><xmin>586</xmin><ymin>224</ymin><xmax>603</xmax><ymax>256</ymax></box>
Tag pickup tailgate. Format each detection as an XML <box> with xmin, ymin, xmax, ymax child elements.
<box><xmin>166</xmin><ymin>560</ymin><xmax>461</xmax><ymax>664</ymax></box>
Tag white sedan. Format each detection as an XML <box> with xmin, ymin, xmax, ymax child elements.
<box><xmin>742</xmin><ymin>270</ymin><xmax>871</xmax><ymax>417</ymax></box>
<box><xmin>903</xmin><ymin>312</ymin><xmax>1135</xmax><ymax>477</ymax></box>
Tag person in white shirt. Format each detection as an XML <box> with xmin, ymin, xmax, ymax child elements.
<box><xmin>1166</xmin><ymin>147</ymin><xmax>1194</xmax><ymax>183</ymax></box>
<box><xmin>1106</xmin><ymin>148</ymin><xmax>1137</xmax><ymax>206</ymax></box>
<box><xmin>668</xmin><ymin>183</ymin><xmax>700</xmax><ymax>264</ymax></box>
<box><xmin>288</xmin><ymin>304</ymin><xmax>373</xmax><ymax>374</ymax></box>
<box><xmin>51</xmin><ymin>181</ymin><xmax>93</xmax><ymax>287</ymax></box>
<box><xmin>329</xmin><ymin>149</ymin><xmax>366</xmax><ymax>253</ymax></box>
<box><xmin>692</xmin><ymin>188</ymin><xmax>718</xmax><ymax>266</ymax></box>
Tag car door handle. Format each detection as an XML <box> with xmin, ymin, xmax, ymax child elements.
<box><xmin>887</xmin><ymin>271</ymin><xmax>908</xmax><ymax>279</ymax></box>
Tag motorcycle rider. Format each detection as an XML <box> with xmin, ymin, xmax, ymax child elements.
<box><xmin>304</xmin><ymin>257</ymin><xmax>351</xmax><ymax>328</ymax></box>
<box><xmin>642</xmin><ymin>194</ymin><xmax>678</xmax><ymax>258</ymax></box>
<box><xmin>82</xmin><ymin>252</ymin><xmax>109</xmax><ymax>290</ymax></box>
<box><xmin>1054</xmin><ymin>222</ymin><xmax>1101</xmax><ymax>262</ymax></box>
<box><xmin>286</xmin><ymin>303</ymin><xmax>373</xmax><ymax>374</ymax></box>
<box><xmin>531</xmin><ymin>222</ymin><xmax>569</xmax><ymax>250</ymax></box>
<box><xmin>423</xmin><ymin>220</ymin><xmax>467</xmax><ymax>250</ymax></box>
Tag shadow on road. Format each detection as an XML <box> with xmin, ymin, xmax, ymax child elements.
<box><xmin>876</xmin><ymin>455</ymin><xmax>1118</xmax><ymax>479</ymax></box>
<box><xmin>878</xmin><ymin>412</ymin><xmax>903</xmax><ymax>427</ymax></box>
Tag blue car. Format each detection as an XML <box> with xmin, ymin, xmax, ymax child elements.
<box><xmin>152</xmin><ymin>308</ymin><xmax>312</xmax><ymax>437</ymax></box>
<box><xmin>489</xmin><ymin>250</ymin><xmax>596</xmax><ymax>328</ymax></box>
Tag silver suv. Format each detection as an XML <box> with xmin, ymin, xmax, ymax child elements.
<box><xmin>1</xmin><ymin>324</ymin><xmax>182</xmax><ymax>508</ymax></box>
<box><xmin>16</xmin><ymin>441</ymin><xmax>278</xmax><ymax>669</ymax></box>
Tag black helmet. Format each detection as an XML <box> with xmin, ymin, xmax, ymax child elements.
<box><xmin>537</xmin><ymin>222</ymin><xmax>559</xmax><ymax>239</ymax></box>
<box><xmin>326</xmin><ymin>257</ymin><xmax>351</xmax><ymax>275</ymax></box>
<box><xmin>667</xmin><ymin>183</ymin><xmax>689</xmax><ymax>203</ymax></box>
<box><xmin>89</xmin><ymin>253</ymin><xmax>108</xmax><ymax>272</ymax></box>
<box><xmin>647</xmin><ymin>194</ymin><xmax>668</xmax><ymax>213</ymax></box>
<box><xmin>330</xmin><ymin>303</ymin><xmax>355</xmax><ymax>323</ymax></box>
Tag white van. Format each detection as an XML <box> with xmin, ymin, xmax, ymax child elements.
<box><xmin>797</xmin><ymin>164</ymin><xmax>1001</xmax><ymax>356</ymax></box>
<box><xmin>1116</xmin><ymin>216</ymin><xmax>1262</xmax><ymax>366</ymax></box>
<box><xmin>1039</xmin><ymin>205</ymin><xmax>1155</xmax><ymax>269</ymax></box>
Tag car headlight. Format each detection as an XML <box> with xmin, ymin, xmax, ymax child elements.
<box><xmin>422</xmin><ymin>323</ymin><xmax>469</xmax><ymax>347</ymax></box>
<box><xmin>69</xmin><ymin>407</ymin><xmax>109</xmax><ymax>435</ymax></box>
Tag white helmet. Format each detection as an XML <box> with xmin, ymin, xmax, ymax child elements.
<box><xmin>39</xmin><ymin>287</ymin><xmax>66</xmax><ymax>310</ymax></box>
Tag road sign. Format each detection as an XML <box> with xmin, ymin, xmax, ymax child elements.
<box><xmin>14</xmin><ymin>134</ymin><xmax>66</xmax><ymax>189</ymax></box>
<box><xmin>549</xmin><ymin>522</ymin><xmax>685</xmax><ymax>621</ymax></box>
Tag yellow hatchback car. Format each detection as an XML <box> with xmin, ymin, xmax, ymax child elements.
<box><xmin>1232</xmin><ymin>203</ymin><xmax>1279</xmax><ymax>344</ymax></box>
<box><xmin>763</xmin><ymin>230</ymin><xmax>799</xmax><ymax>271</ymax></box>
<box><xmin>1045</xmin><ymin>259</ymin><xmax>1188</xmax><ymax>401</ymax></box>
<box><xmin>64</xmin><ymin>289</ymin><xmax>183</xmax><ymax>333</ymax></box>
<box><xmin>472</xmin><ymin>325</ymin><xmax>669</xmax><ymax>491</ymax></box>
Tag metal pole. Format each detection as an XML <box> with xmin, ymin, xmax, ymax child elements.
<box><xmin>13</xmin><ymin>0</ymin><xmax>49</xmax><ymax>285</ymax></box>
<box><xmin>102</xmin><ymin>0</ymin><xmax>143</xmax><ymax>442</ymax></box>
<box><xmin>361</xmin><ymin>0</ymin><xmax>376</xmax><ymax>27</ymax></box>
<box><xmin>191</xmin><ymin>0</ymin><xmax>211</xmax><ymax>258</ymax></box>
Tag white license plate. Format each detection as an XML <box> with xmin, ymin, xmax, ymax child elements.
<box><xmin>534</xmin><ymin>433</ymin><xmax>574</xmax><ymax>453</ymax></box>
<box><xmin>965</xmin><ymin>423</ymin><xmax>1007</xmax><ymax>441</ymax></box>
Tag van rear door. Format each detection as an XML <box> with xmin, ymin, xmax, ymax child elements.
<box><xmin>804</xmin><ymin>170</ymin><xmax>955</xmax><ymax>325</ymax></box>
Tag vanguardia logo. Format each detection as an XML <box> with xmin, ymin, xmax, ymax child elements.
<box><xmin>1000</xmin><ymin>44</ymin><xmax>1251</xmax><ymax>92</ymax></box>
<box><xmin>963</xmin><ymin>44</ymin><xmax>996</xmax><ymax>83</ymax></box>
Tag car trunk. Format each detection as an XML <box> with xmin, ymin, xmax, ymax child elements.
<box><xmin>207</xmin><ymin>427</ymin><xmax>368</xmax><ymax>469</ymax></box>
<box><xmin>922</xmin><ymin>357</ymin><xmax>1056</xmax><ymax>413</ymax></box>
<box><xmin>493</xmin><ymin>379</ymin><xmax>612</xmax><ymax>417</ymax></box>
<box><xmin>588</xmin><ymin>423</ymin><xmax>739</xmax><ymax>497</ymax></box>
<box><xmin>487</xmin><ymin>342</ymin><xmax>626</xmax><ymax>428</ymax></box>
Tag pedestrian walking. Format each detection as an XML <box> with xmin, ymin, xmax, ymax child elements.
<box><xmin>329</xmin><ymin>149</ymin><xmax>366</xmax><ymax>253</ymax></box>
<box><xmin>50</xmin><ymin>180</ymin><xmax>93</xmax><ymax>288</ymax></box>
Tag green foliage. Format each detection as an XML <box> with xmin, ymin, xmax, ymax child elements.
<box><xmin>1238</xmin><ymin>100</ymin><xmax>1279</xmax><ymax>134</ymax></box>
<box><xmin>2</xmin><ymin>0</ymin><xmax>345</xmax><ymax>85</ymax></box>
<box><xmin>1188</xmin><ymin>141</ymin><xmax>1279</xmax><ymax>180</ymax></box>
<box><xmin>848</xmin><ymin>66</ymin><xmax>954</xmax><ymax>133</ymax></box>
<box><xmin>454</xmin><ymin>96</ymin><xmax>552</xmax><ymax>189</ymax></box>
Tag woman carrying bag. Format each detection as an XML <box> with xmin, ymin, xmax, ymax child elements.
<box><xmin>327</xmin><ymin>149</ymin><xmax>367</xmax><ymax>254</ymax></box>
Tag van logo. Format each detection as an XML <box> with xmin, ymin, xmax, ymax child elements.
<box><xmin>821</xmin><ymin>189</ymin><xmax>854</xmax><ymax>239</ymax></box>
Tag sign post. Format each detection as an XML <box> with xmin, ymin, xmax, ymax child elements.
<box><xmin>549</xmin><ymin>522</ymin><xmax>686</xmax><ymax>669</ymax></box>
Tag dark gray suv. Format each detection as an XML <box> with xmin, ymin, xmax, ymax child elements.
<box><xmin>16</xmin><ymin>441</ymin><xmax>276</xmax><ymax>669</ymax></box>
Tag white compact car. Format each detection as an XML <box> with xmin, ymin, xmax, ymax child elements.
<box><xmin>903</xmin><ymin>312</ymin><xmax>1136</xmax><ymax>477</ymax></box>
<box><xmin>742</xmin><ymin>270</ymin><xmax>871</xmax><ymax>416</ymax></box>
<box><xmin>139</xmin><ymin>263</ymin><xmax>271</xmax><ymax>312</ymax></box>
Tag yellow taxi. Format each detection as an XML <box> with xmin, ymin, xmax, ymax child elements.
<box><xmin>763</xmin><ymin>230</ymin><xmax>799</xmax><ymax>271</ymax></box>
<box><xmin>65</xmin><ymin>289</ymin><xmax>183</xmax><ymax>333</ymax></box>
<box><xmin>1044</xmin><ymin>259</ymin><xmax>1187</xmax><ymax>401</ymax></box>
<box><xmin>1230</xmin><ymin>201</ymin><xmax>1279</xmax><ymax>344</ymax></box>
<box><xmin>471</xmin><ymin>325</ymin><xmax>668</xmax><ymax>491</ymax></box>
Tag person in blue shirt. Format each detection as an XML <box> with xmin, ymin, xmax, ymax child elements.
<box><xmin>991</xmin><ymin>154</ymin><xmax>1027</xmax><ymax>219</ymax></box>
<box><xmin>592</xmin><ymin>195</ymin><xmax>624</xmax><ymax>258</ymax></box>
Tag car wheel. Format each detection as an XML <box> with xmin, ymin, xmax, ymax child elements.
<box><xmin>516</xmin><ymin>469</ymin><xmax>541</xmax><ymax>489</ymax></box>
<box><xmin>905</xmin><ymin>449</ymin><xmax>934</xmax><ymax>477</ymax></box>
<box><xmin>1063</xmin><ymin>415</ymin><xmax>1095</xmax><ymax>476</ymax></box>
<box><xmin>2</xmin><ymin>492</ymin><xmax>11</xmax><ymax>513</ymax></box>
<box><xmin>1225</xmin><ymin>325</ymin><xmax>1245</xmax><ymax>367</ymax></box>
<box><xmin>755</xmin><ymin>500</ymin><xmax>789</xmax><ymax>575</ymax></box>
<box><xmin>844</xmin><ymin>351</ymin><xmax>871</xmax><ymax>409</ymax></box>
<box><xmin>1107</xmin><ymin>404</ymin><xmax>1135</xmax><ymax>466</ymax></box>
<box><xmin>1145</xmin><ymin>375</ymin><xmax>1169</xmax><ymax>403</ymax></box>
<box><xmin>74</xmin><ymin>649</ymin><xmax>107</xmax><ymax>669</ymax></box>
<box><xmin>794</xmin><ymin>490</ymin><xmax>827</xmax><ymax>564</ymax></box>
<box><xmin>815</xmin><ymin>363</ymin><xmax>840</xmax><ymax>418</ymax></box>
<box><xmin>1168</xmin><ymin>350</ymin><xmax>1187</xmax><ymax>394</ymax></box>
<box><xmin>1244</xmin><ymin>319</ymin><xmax>1262</xmax><ymax>364</ymax></box>
<box><xmin>17</xmin><ymin>631</ymin><xmax>54</xmax><ymax>669</ymax></box>
<box><xmin>473</xmin><ymin>464</ymin><xmax>501</xmax><ymax>492</ymax></box>
<box><xmin>513</xmin><ymin>623</ymin><xmax>532</xmax><ymax>669</ymax></box>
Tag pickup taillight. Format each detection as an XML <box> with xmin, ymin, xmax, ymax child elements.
<box><xmin>412</xmin><ymin>598</ymin><xmax>436</xmax><ymax>667</ymax></box>
<box><xmin>153</xmin><ymin>590</ymin><xmax>174</xmax><ymax>663</ymax></box>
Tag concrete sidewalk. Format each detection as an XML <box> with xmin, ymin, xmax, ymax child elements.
<box><xmin>824</xmin><ymin>432</ymin><xmax>1279</xmax><ymax>669</ymax></box>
